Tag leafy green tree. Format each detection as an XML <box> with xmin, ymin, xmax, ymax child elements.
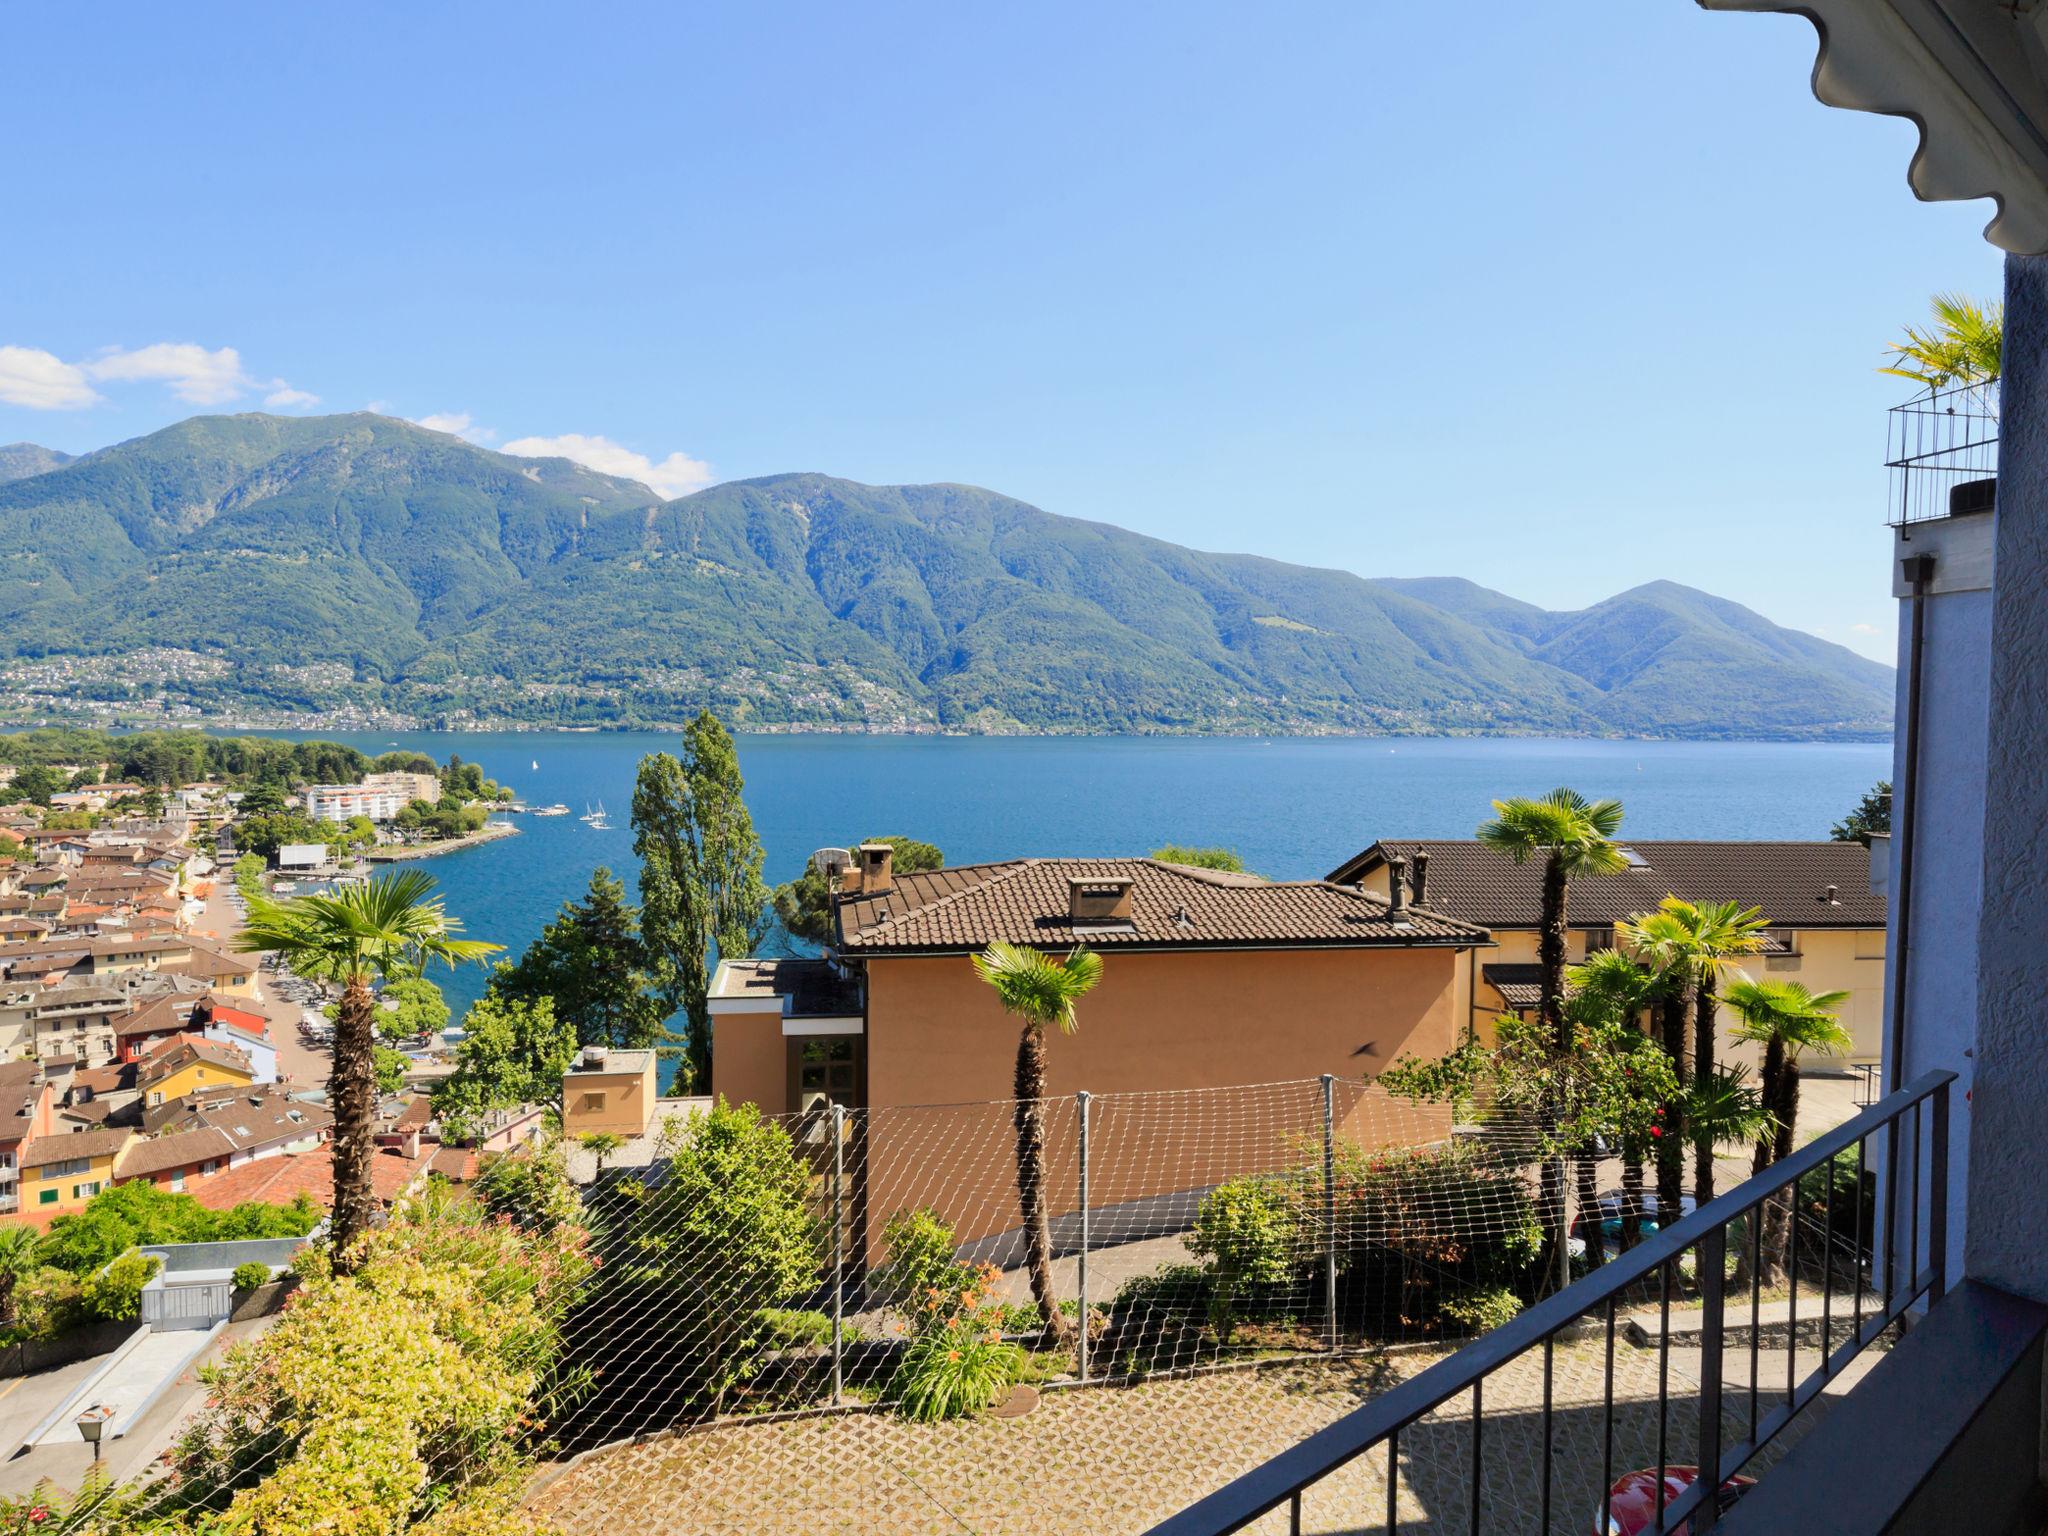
<box><xmin>1831</xmin><ymin>781</ymin><xmax>1892</xmax><ymax>847</ymax></box>
<box><xmin>236</xmin><ymin>811</ymin><xmax>328</xmax><ymax>859</ymax></box>
<box><xmin>972</xmin><ymin>940</ymin><xmax>1103</xmax><ymax>1343</ymax></box>
<box><xmin>373</xmin><ymin>1046</ymin><xmax>411</xmax><ymax>1097</ymax></box>
<box><xmin>435</xmin><ymin>994</ymin><xmax>578</xmax><ymax>1136</ymax></box>
<box><xmin>0</xmin><ymin>1225</ymin><xmax>40</xmax><ymax>1324</ymax></box>
<box><xmin>237</xmin><ymin>779</ymin><xmax>290</xmax><ymax>817</ymax></box>
<box><xmin>82</xmin><ymin>1251</ymin><xmax>159</xmax><ymax>1322</ymax></box>
<box><xmin>377</xmin><ymin>975</ymin><xmax>449</xmax><ymax>1044</ymax></box>
<box><xmin>632</xmin><ymin>713</ymin><xmax>768</xmax><ymax>1089</ymax></box>
<box><xmin>491</xmin><ymin>866</ymin><xmax>665</xmax><ymax>1048</ymax></box>
<box><xmin>632</xmin><ymin>1099</ymin><xmax>822</xmax><ymax>1412</ymax></box>
<box><xmin>235</xmin><ymin>870</ymin><xmax>499</xmax><ymax>1266</ymax></box>
<box><xmin>1150</xmin><ymin>845</ymin><xmax>1246</xmax><ymax>872</ymax></box>
<box><xmin>1475</xmin><ymin>787</ymin><xmax>1627</xmax><ymax>1279</ymax></box>
<box><xmin>772</xmin><ymin>835</ymin><xmax>943</xmax><ymax>946</ymax></box>
<box><xmin>9</xmin><ymin>764</ymin><xmax>62</xmax><ymax>806</ymax></box>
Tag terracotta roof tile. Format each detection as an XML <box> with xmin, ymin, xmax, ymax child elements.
<box><xmin>1326</xmin><ymin>840</ymin><xmax>1886</xmax><ymax>930</ymax></box>
<box><xmin>181</xmin><ymin>1142</ymin><xmax>431</xmax><ymax>1212</ymax></box>
<box><xmin>834</xmin><ymin>858</ymin><xmax>1486</xmax><ymax>954</ymax></box>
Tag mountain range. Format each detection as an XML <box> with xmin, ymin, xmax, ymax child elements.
<box><xmin>0</xmin><ymin>413</ymin><xmax>1893</xmax><ymax>738</ymax></box>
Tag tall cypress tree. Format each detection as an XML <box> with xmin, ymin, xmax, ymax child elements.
<box><xmin>631</xmin><ymin>711</ymin><xmax>768</xmax><ymax>1091</ymax></box>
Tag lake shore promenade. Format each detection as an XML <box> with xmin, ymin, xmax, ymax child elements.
<box><xmin>365</xmin><ymin>820</ymin><xmax>521</xmax><ymax>861</ymax></box>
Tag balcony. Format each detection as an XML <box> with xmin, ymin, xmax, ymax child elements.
<box><xmin>1142</xmin><ymin>1073</ymin><xmax>2043</xmax><ymax>1535</ymax></box>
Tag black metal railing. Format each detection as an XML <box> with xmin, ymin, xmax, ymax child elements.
<box><xmin>1886</xmin><ymin>379</ymin><xmax>1998</xmax><ymax>526</ymax></box>
<box><xmin>1144</xmin><ymin>1071</ymin><xmax>1954</xmax><ymax>1536</ymax></box>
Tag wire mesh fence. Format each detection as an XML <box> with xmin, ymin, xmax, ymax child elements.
<box><xmin>80</xmin><ymin>1074</ymin><xmax>1893</xmax><ymax>1536</ymax></box>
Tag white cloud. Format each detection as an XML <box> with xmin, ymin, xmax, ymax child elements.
<box><xmin>411</xmin><ymin>411</ymin><xmax>497</xmax><ymax>444</ymax></box>
<box><xmin>1</xmin><ymin>340</ymin><xmax>313</xmax><ymax>412</ymax></box>
<box><xmin>84</xmin><ymin>343</ymin><xmax>251</xmax><ymax>405</ymax></box>
<box><xmin>500</xmin><ymin>432</ymin><xmax>714</xmax><ymax>498</ymax></box>
<box><xmin>0</xmin><ymin>346</ymin><xmax>100</xmax><ymax>409</ymax></box>
<box><xmin>1850</xmin><ymin>622</ymin><xmax>1882</xmax><ymax>636</ymax></box>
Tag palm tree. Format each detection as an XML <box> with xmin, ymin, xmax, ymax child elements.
<box><xmin>236</xmin><ymin>870</ymin><xmax>498</xmax><ymax>1266</ymax></box>
<box><xmin>1615</xmin><ymin>910</ymin><xmax>1695</xmax><ymax>1226</ymax></box>
<box><xmin>972</xmin><ymin>941</ymin><xmax>1102</xmax><ymax>1343</ymax></box>
<box><xmin>1624</xmin><ymin>898</ymin><xmax>1767</xmax><ymax>1205</ymax></box>
<box><xmin>0</xmin><ymin>1224</ymin><xmax>40</xmax><ymax>1326</ymax></box>
<box><xmin>1880</xmin><ymin>291</ymin><xmax>2003</xmax><ymax>393</ymax></box>
<box><xmin>1727</xmin><ymin>979</ymin><xmax>1852</xmax><ymax>1278</ymax></box>
<box><xmin>1568</xmin><ymin>949</ymin><xmax>1661</xmax><ymax>1251</ymax></box>
<box><xmin>1477</xmin><ymin>788</ymin><xmax>1628</xmax><ymax>1280</ymax></box>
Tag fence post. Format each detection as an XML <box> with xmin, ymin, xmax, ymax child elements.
<box><xmin>1695</xmin><ymin>1222</ymin><xmax>1728</xmax><ymax>1535</ymax></box>
<box><xmin>831</xmin><ymin>1102</ymin><xmax>845</xmax><ymax>1407</ymax></box>
<box><xmin>1321</xmin><ymin>1074</ymin><xmax>1337</xmax><ymax>1348</ymax></box>
<box><xmin>1077</xmin><ymin>1090</ymin><xmax>1092</xmax><ymax>1383</ymax></box>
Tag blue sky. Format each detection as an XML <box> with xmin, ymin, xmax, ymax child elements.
<box><xmin>0</xmin><ymin>3</ymin><xmax>2002</xmax><ymax>662</ymax></box>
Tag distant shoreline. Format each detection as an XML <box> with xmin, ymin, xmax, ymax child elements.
<box><xmin>365</xmin><ymin>821</ymin><xmax>521</xmax><ymax>861</ymax></box>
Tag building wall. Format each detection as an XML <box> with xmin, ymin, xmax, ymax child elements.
<box><xmin>143</xmin><ymin>1059</ymin><xmax>253</xmax><ymax>1106</ymax></box>
<box><xmin>712</xmin><ymin>1011</ymin><xmax>788</xmax><ymax>1116</ymax></box>
<box><xmin>1966</xmin><ymin>250</ymin><xmax>2048</xmax><ymax>1301</ymax></box>
<box><xmin>851</xmin><ymin>946</ymin><xmax>1462</xmax><ymax>1258</ymax></box>
<box><xmin>561</xmin><ymin>1067</ymin><xmax>656</xmax><ymax>1137</ymax></box>
<box><xmin>18</xmin><ymin>1149</ymin><xmax>120</xmax><ymax>1211</ymax></box>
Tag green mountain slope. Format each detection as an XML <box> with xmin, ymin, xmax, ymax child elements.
<box><xmin>0</xmin><ymin>413</ymin><xmax>1893</xmax><ymax>738</ymax></box>
<box><xmin>0</xmin><ymin>443</ymin><xmax>74</xmax><ymax>483</ymax></box>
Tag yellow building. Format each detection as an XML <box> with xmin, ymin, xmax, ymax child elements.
<box><xmin>1328</xmin><ymin>839</ymin><xmax>1887</xmax><ymax>1066</ymax></box>
<box><xmin>136</xmin><ymin>1036</ymin><xmax>256</xmax><ymax>1109</ymax></box>
<box><xmin>16</xmin><ymin>1126</ymin><xmax>132</xmax><ymax>1212</ymax></box>
<box><xmin>561</xmin><ymin>1047</ymin><xmax>658</xmax><ymax>1138</ymax></box>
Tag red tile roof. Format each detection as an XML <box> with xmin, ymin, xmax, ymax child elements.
<box><xmin>181</xmin><ymin>1142</ymin><xmax>433</xmax><ymax>1211</ymax></box>
<box><xmin>834</xmin><ymin>858</ymin><xmax>1487</xmax><ymax>954</ymax></box>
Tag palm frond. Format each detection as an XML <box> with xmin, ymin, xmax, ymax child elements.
<box><xmin>971</xmin><ymin>942</ymin><xmax>1102</xmax><ymax>1034</ymax></box>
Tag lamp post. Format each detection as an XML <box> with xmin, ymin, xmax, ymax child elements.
<box><xmin>75</xmin><ymin>1403</ymin><xmax>113</xmax><ymax>1464</ymax></box>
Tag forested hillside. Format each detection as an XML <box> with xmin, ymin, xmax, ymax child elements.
<box><xmin>0</xmin><ymin>414</ymin><xmax>1894</xmax><ymax>738</ymax></box>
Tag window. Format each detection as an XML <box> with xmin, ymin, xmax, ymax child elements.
<box><xmin>578</xmin><ymin>1091</ymin><xmax>607</xmax><ymax>1113</ymax></box>
<box><xmin>72</xmin><ymin>1181</ymin><xmax>100</xmax><ymax>1200</ymax></box>
<box><xmin>149</xmin><ymin>1091</ymin><xmax>163</xmax><ymax>1106</ymax></box>
<box><xmin>38</xmin><ymin>1188</ymin><xmax>56</xmax><ymax>1205</ymax></box>
<box><xmin>170</xmin><ymin>1171</ymin><xmax>184</xmax><ymax>1192</ymax></box>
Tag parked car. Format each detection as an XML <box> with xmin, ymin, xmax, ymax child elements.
<box><xmin>1598</xmin><ymin>1468</ymin><xmax>1754</xmax><ymax>1535</ymax></box>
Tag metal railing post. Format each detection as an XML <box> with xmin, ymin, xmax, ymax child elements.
<box><xmin>1928</xmin><ymin>1081</ymin><xmax>1950</xmax><ymax>1303</ymax></box>
<box><xmin>831</xmin><ymin>1102</ymin><xmax>845</xmax><ymax>1406</ymax></box>
<box><xmin>1077</xmin><ymin>1090</ymin><xmax>1092</xmax><ymax>1382</ymax></box>
<box><xmin>1695</xmin><ymin>1223</ymin><xmax>1728</xmax><ymax>1534</ymax></box>
<box><xmin>1321</xmin><ymin>1074</ymin><xmax>1337</xmax><ymax>1348</ymax></box>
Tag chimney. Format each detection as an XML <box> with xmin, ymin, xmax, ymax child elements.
<box><xmin>1410</xmin><ymin>851</ymin><xmax>1430</xmax><ymax>907</ymax></box>
<box><xmin>1823</xmin><ymin>883</ymin><xmax>1839</xmax><ymax>905</ymax></box>
<box><xmin>1385</xmin><ymin>855</ymin><xmax>1408</xmax><ymax>913</ymax></box>
<box><xmin>854</xmin><ymin>842</ymin><xmax>895</xmax><ymax>896</ymax></box>
<box><xmin>1067</xmin><ymin>875</ymin><xmax>1135</xmax><ymax>924</ymax></box>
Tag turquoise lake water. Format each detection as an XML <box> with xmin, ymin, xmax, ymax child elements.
<box><xmin>255</xmin><ymin>732</ymin><xmax>1892</xmax><ymax>1028</ymax></box>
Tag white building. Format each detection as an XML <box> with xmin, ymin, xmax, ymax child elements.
<box><xmin>361</xmin><ymin>770</ymin><xmax>440</xmax><ymax>804</ymax></box>
<box><xmin>302</xmin><ymin>784</ymin><xmax>406</xmax><ymax>823</ymax></box>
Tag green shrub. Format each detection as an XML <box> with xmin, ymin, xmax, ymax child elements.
<box><xmin>754</xmin><ymin>1307</ymin><xmax>835</xmax><ymax>1350</ymax></box>
<box><xmin>1188</xmin><ymin>1176</ymin><xmax>1301</xmax><ymax>1340</ymax></box>
<box><xmin>876</xmin><ymin>1207</ymin><xmax>971</xmax><ymax>1321</ymax></box>
<box><xmin>1321</xmin><ymin>1138</ymin><xmax>1542</xmax><ymax>1330</ymax></box>
<box><xmin>1439</xmin><ymin>1286</ymin><xmax>1522</xmax><ymax>1335</ymax></box>
<box><xmin>1099</xmin><ymin>1262</ymin><xmax>1213</xmax><ymax>1375</ymax></box>
<box><xmin>9</xmin><ymin>1267</ymin><xmax>85</xmax><ymax>1341</ymax></box>
<box><xmin>81</xmin><ymin>1251</ymin><xmax>159</xmax><ymax>1323</ymax></box>
<box><xmin>231</xmin><ymin>1261</ymin><xmax>272</xmax><ymax>1292</ymax></box>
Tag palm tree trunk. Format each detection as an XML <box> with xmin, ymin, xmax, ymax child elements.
<box><xmin>1575</xmin><ymin>1152</ymin><xmax>1605</xmax><ymax>1270</ymax></box>
<box><xmin>1620</xmin><ymin>1156</ymin><xmax>1646</xmax><ymax>1251</ymax></box>
<box><xmin>329</xmin><ymin>973</ymin><xmax>378</xmax><ymax>1269</ymax></box>
<box><xmin>1761</xmin><ymin>1062</ymin><xmax>1803</xmax><ymax>1278</ymax></box>
<box><xmin>1655</xmin><ymin>992</ymin><xmax>1687</xmax><ymax>1224</ymax></box>
<box><xmin>1536</xmin><ymin>858</ymin><xmax>1571</xmax><ymax>1282</ymax></box>
<box><xmin>1013</xmin><ymin>1022</ymin><xmax>1073</xmax><ymax>1344</ymax></box>
<box><xmin>1692</xmin><ymin>980</ymin><xmax>1719</xmax><ymax>1205</ymax></box>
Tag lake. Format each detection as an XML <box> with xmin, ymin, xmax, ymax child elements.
<box><xmin>252</xmin><ymin>732</ymin><xmax>1893</xmax><ymax>1026</ymax></box>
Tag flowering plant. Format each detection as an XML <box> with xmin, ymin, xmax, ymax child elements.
<box><xmin>890</xmin><ymin>1262</ymin><xmax>1024</xmax><ymax>1421</ymax></box>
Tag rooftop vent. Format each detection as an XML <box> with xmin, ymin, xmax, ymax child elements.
<box><xmin>1410</xmin><ymin>850</ymin><xmax>1430</xmax><ymax>906</ymax></box>
<box><xmin>1822</xmin><ymin>883</ymin><xmax>1839</xmax><ymax>905</ymax></box>
<box><xmin>1068</xmin><ymin>876</ymin><xmax>1135</xmax><ymax>924</ymax></box>
<box><xmin>578</xmin><ymin>1046</ymin><xmax>608</xmax><ymax>1071</ymax></box>
<box><xmin>1385</xmin><ymin>856</ymin><xmax>1408</xmax><ymax>913</ymax></box>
